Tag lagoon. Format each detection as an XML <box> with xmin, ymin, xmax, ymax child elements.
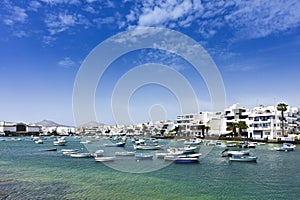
<box><xmin>0</xmin><ymin>137</ymin><xmax>299</xmax><ymax>200</ymax></box>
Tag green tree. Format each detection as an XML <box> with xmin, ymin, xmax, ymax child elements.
<box><xmin>236</xmin><ymin>121</ymin><xmax>248</xmax><ymax>137</ymax></box>
<box><xmin>227</xmin><ymin>122</ymin><xmax>239</xmax><ymax>137</ymax></box>
<box><xmin>277</xmin><ymin>103</ymin><xmax>288</xmax><ymax>137</ymax></box>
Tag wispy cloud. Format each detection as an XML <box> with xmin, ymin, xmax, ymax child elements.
<box><xmin>2</xmin><ymin>3</ymin><xmax>28</xmax><ymax>26</ymax></box>
<box><xmin>223</xmin><ymin>64</ymin><xmax>256</xmax><ymax>72</ymax></box>
<box><xmin>58</xmin><ymin>57</ymin><xmax>76</xmax><ymax>68</ymax></box>
<box><xmin>45</xmin><ymin>13</ymin><xmax>90</xmax><ymax>35</ymax></box>
<box><xmin>28</xmin><ymin>1</ymin><xmax>42</xmax><ymax>11</ymax></box>
<box><xmin>124</xmin><ymin>0</ymin><xmax>300</xmax><ymax>41</ymax></box>
<box><xmin>224</xmin><ymin>0</ymin><xmax>300</xmax><ymax>40</ymax></box>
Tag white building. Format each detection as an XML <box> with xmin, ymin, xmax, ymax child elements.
<box><xmin>0</xmin><ymin>121</ymin><xmax>41</xmax><ymax>136</ymax></box>
<box><xmin>248</xmin><ymin>105</ymin><xmax>299</xmax><ymax>140</ymax></box>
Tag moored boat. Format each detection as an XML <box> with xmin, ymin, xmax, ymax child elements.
<box><xmin>135</xmin><ymin>154</ymin><xmax>153</xmax><ymax>160</ymax></box>
<box><xmin>53</xmin><ymin>139</ymin><xmax>67</xmax><ymax>146</ymax></box>
<box><xmin>222</xmin><ymin>149</ymin><xmax>250</xmax><ymax>157</ymax></box>
<box><xmin>175</xmin><ymin>157</ymin><xmax>199</xmax><ymax>164</ymax></box>
<box><xmin>134</xmin><ymin>145</ymin><xmax>161</xmax><ymax>150</ymax></box>
<box><xmin>104</xmin><ymin>142</ymin><xmax>126</xmax><ymax>147</ymax></box>
<box><xmin>229</xmin><ymin>155</ymin><xmax>257</xmax><ymax>162</ymax></box>
<box><xmin>274</xmin><ymin>143</ymin><xmax>296</xmax><ymax>151</ymax></box>
<box><xmin>184</xmin><ymin>139</ymin><xmax>201</xmax><ymax>145</ymax></box>
<box><xmin>40</xmin><ymin>148</ymin><xmax>57</xmax><ymax>152</ymax></box>
<box><xmin>61</xmin><ymin>149</ymin><xmax>79</xmax><ymax>155</ymax></box>
<box><xmin>91</xmin><ymin>150</ymin><xmax>104</xmax><ymax>157</ymax></box>
<box><xmin>69</xmin><ymin>153</ymin><xmax>91</xmax><ymax>158</ymax></box>
<box><xmin>35</xmin><ymin>139</ymin><xmax>44</xmax><ymax>144</ymax></box>
<box><xmin>115</xmin><ymin>151</ymin><xmax>135</xmax><ymax>156</ymax></box>
<box><xmin>95</xmin><ymin>156</ymin><xmax>115</xmax><ymax>162</ymax></box>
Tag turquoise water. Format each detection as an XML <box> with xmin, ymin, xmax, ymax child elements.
<box><xmin>0</xmin><ymin>137</ymin><xmax>300</xmax><ymax>200</ymax></box>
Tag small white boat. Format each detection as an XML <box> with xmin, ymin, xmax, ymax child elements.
<box><xmin>91</xmin><ymin>150</ymin><xmax>104</xmax><ymax>157</ymax></box>
<box><xmin>95</xmin><ymin>156</ymin><xmax>115</xmax><ymax>162</ymax></box>
<box><xmin>156</xmin><ymin>152</ymin><xmax>168</xmax><ymax>158</ymax></box>
<box><xmin>80</xmin><ymin>140</ymin><xmax>92</xmax><ymax>144</ymax></box>
<box><xmin>135</xmin><ymin>154</ymin><xmax>153</xmax><ymax>160</ymax></box>
<box><xmin>61</xmin><ymin>149</ymin><xmax>79</xmax><ymax>155</ymax></box>
<box><xmin>69</xmin><ymin>153</ymin><xmax>91</xmax><ymax>158</ymax></box>
<box><xmin>104</xmin><ymin>142</ymin><xmax>126</xmax><ymax>147</ymax></box>
<box><xmin>222</xmin><ymin>149</ymin><xmax>250</xmax><ymax>157</ymax></box>
<box><xmin>184</xmin><ymin>139</ymin><xmax>201</xmax><ymax>145</ymax></box>
<box><xmin>35</xmin><ymin>139</ymin><xmax>43</xmax><ymax>144</ymax></box>
<box><xmin>178</xmin><ymin>146</ymin><xmax>198</xmax><ymax>154</ymax></box>
<box><xmin>229</xmin><ymin>155</ymin><xmax>257</xmax><ymax>162</ymax></box>
<box><xmin>134</xmin><ymin>145</ymin><xmax>161</xmax><ymax>150</ymax></box>
<box><xmin>178</xmin><ymin>153</ymin><xmax>202</xmax><ymax>158</ymax></box>
<box><xmin>53</xmin><ymin>139</ymin><xmax>67</xmax><ymax>146</ymax></box>
<box><xmin>115</xmin><ymin>151</ymin><xmax>135</xmax><ymax>156</ymax></box>
<box><xmin>274</xmin><ymin>143</ymin><xmax>296</xmax><ymax>151</ymax></box>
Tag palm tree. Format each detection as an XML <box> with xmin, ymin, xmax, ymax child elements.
<box><xmin>227</xmin><ymin>122</ymin><xmax>238</xmax><ymax>137</ymax></box>
<box><xmin>277</xmin><ymin>103</ymin><xmax>288</xmax><ymax>137</ymax></box>
<box><xmin>236</xmin><ymin>121</ymin><xmax>248</xmax><ymax>137</ymax></box>
<box><xmin>198</xmin><ymin>125</ymin><xmax>206</xmax><ymax>138</ymax></box>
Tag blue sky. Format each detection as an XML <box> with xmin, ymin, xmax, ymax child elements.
<box><xmin>0</xmin><ymin>0</ymin><xmax>300</xmax><ymax>126</ymax></box>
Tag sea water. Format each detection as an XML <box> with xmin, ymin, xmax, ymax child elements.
<box><xmin>0</xmin><ymin>137</ymin><xmax>299</xmax><ymax>200</ymax></box>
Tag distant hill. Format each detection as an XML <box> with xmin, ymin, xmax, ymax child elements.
<box><xmin>34</xmin><ymin>120</ymin><xmax>64</xmax><ymax>127</ymax></box>
<box><xmin>79</xmin><ymin>121</ymin><xmax>105</xmax><ymax>128</ymax></box>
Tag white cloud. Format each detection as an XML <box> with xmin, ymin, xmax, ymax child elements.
<box><xmin>224</xmin><ymin>0</ymin><xmax>300</xmax><ymax>40</ymax></box>
<box><xmin>2</xmin><ymin>5</ymin><xmax>28</xmax><ymax>26</ymax></box>
<box><xmin>93</xmin><ymin>16</ymin><xmax>115</xmax><ymax>27</ymax></box>
<box><xmin>40</xmin><ymin>0</ymin><xmax>81</xmax><ymax>5</ymax></box>
<box><xmin>124</xmin><ymin>0</ymin><xmax>300</xmax><ymax>41</ymax></box>
<box><xmin>28</xmin><ymin>1</ymin><xmax>42</xmax><ymax>11</ymax></box>
<box><xmin>138</xmin><ymin>0</ymin><xmax>199</xmax><ymax>27</ymax></box>
<box><xmin>45</xmin><ymin>13</ymin><xmax>77</xmax><ymax>34</ymax></box>
<box><xmin>13</xmin><ymin>30</ymin><xmax>28</xmax><ymax>38</ymax></box>
<box><xmin>58</xmin><ymin>57</ymin><xmax>76</xmax><ymax>68</ymax></box>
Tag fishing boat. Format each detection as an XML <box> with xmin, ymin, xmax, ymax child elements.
<box><xmin>274</xmin><ymin>143</ymin><xmax>296</xmax><ymax>151</ymax></box>
<box><xmin>135</xmin><ymin>154</ymin><xmax>153</xmax><ymax>160</ymax></box>
<box><xmin>95</xmin><ymin>156</ymin><xmax>115</xmax><ymax>162</ymax></box>
<box><xmin>229</xmin><ymin>155</ymin><xmax>257</xmax><ymax>162</ymax></box>
<box><xmin>175</xmin><ymin>157</ymin><xmax>199</xmax><ymax>164</ymax></box>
